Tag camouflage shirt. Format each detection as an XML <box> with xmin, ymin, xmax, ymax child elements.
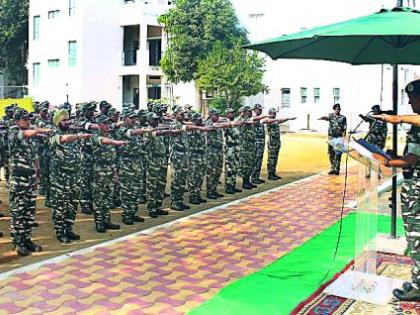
<box><xmin>405</xmin><ymin>125</ymin><xmax>420</xmax><ymax>175</ymax></box>
<box><xmin>116</xmin><ymin>126</ymin><xmax>143</xmax><ymax>160</ymax></box>
<box><xmin>205</xmin><ymin>119</ymin><xmax>224</xmax><ymax>150</ymax></box>
<box><xmin>254</xmin><ymin>120</ymin><xmax>265</xmax><ymax>144</ymax></box>
<box><xmin>92</xmin><ymin>136</ymin><xmax>117</xmax><ymax>169</ymax></box>
<box><xmin>267</xmin><ymin>122</ymin><xmax>281</xmax><ymax>146</ymax></box>
<box><xmin>328</xmin><ymin>113</ymin><xmax>347</xmax><ymax>138</ymax></box>
<box><xmin>170</xmin><ymin>120</ymin><xmax>188</xmax><ymax>155</ymax></box>
<box><xmin>8</xmin><ymin>126</ymin><xmax>37</xmax><ymax>173</ymax></box>
<box><xmin>188</xmin><ymin>130</ymin><xmax>206</xmax><ymax>154</ymax></box>
<box><xmin>49</xmin><ymin>129</ymin><xmax>82</xmax><ymax>172</ymax></box>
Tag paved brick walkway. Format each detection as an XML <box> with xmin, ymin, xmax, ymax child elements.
<box><xmin>0</xmin><ymin>172</ymin><xmax>357</xmax><ymax>315</ymax></box>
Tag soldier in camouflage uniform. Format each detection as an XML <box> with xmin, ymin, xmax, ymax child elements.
<box><xmin>108</xmin><ymin>108</ymin><xmax>122</xmax><ymax>208</ymax></box>
<box><xmin>74</xmin><ymin>102</ymin><xmax>99</xmax><ymax>214</ymax></box>
<box><xmin>144</xmin><ymin>112</ymin><xmax>180</xmax><ymax>217</ymax></box>
<box><xmin>251</xmin><ymin>104</ymin><xmax>266</xmax><ymax>185</ymax></box>
<box><xmin>362</xmin><ymin>105</ymin><xmax>388</xmax><ymax>150</ymax></box>
<box><xmin>136</xmin><ymin>109</ymin><xmax>148</xmax><ymax>204</ymax></box>
<box><xmin>224</xmin><ymin>108</ymin><xmax>243</xmax><ymax>194</ymax></box>
<box><xmin>319</xmin><ymin>104</ymin><xmax>347</xmax><ymax>175</ymax></box>
<box><xmin>169</xmin><ymin>106</ymin><xmax>190</xmax><ymax>211</ymax></box>
<box><xmin>116</xmin><ymin>109</ymin><xmax>151</xmax><ymax>224</ymax></box>
<box><xmin>265</xmin><ymin>108</ymin><xmax>296</xmax><ymax>180</ymax></box>
<box><xmin>375</xmin><ymin>79</ymin><xmax>420</xmax><ymax>301</ymax></box>
<box><xmin>92</xmin><ymin>115</ymin><xmax>127</xmax><ymax>233</ymax></box>
<box><xmin>0</xmin><ymin>104</ymin><xmax>17</xmax><ymax>184</ymax></box>
<box><xmin>237</xmin><ymin>106</ymin><xmax>257</xmax><ymax>190</ymax></box>
<box><xmin>156</xmin><ymin>104</ymin><xmax>172</xmax><ymax>200</ymax></box>
<box><xmin>99</xmin><ymin>100</ymin><xmax>112</xmax><ymax>116</ymax></box>
<box><xmin>49</xmin><ymin>109</ymin><xmax>89</xmax><ymax>243</ymax></box>
<box><xmin>205</xmin><ymin>109</ymin><xmax>225</xmax><ymax>199</ymax></box>
<box><xmin>35</xmin><ymin>102</ymin><xmax>54</xmax><ymax>205</ymax></box>
<box><xmin>184</xmin><ymin>104</ymin><xmax>193</xmax><ymax>122</ymax></box>
<box><xmin>9</xmin><ymin>108</ymin><xmax>50</xmax><ymax>256</ymax></box>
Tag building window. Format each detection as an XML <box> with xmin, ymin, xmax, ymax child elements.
<box><xmin>300</xmin><ymin>87</ymin><xmax>307</xmax><ymax>103</ymax></box>
<box><xmin>69</xmin><ymin>0</ymin><xmax>76</xmax><ymax>16</ymax></box>
<box><xmin>313</xmin><ymin>87</ymin><xmax>320</xmax><ymax>103</ymax></box>
<box><xmin>33</xmin><ymin>16</ymin><xmax>40</xmax><ymax>40</ymax></box>
<box><xmin>48</xmin><ymin>59</ymin><xmax>60</xmax><ymax>68</ymax></box>
<box><xmin>48</xmin><ymin>10</ymin><xmax>60</xmax><ymax>19</ymax></box>
<box><xmin>248</xmin><ymin>13</ymin><xmax>265</xmax><ymax>23</ymax></box>
<box><xmin>333</xmin><ymin>88</ymin><xmax>340</xmax><ymax>103</ymax></box>
<box><xmin>33</xmin><ymin>63</ymin><xmax>41</xmax><ymax>87</ymax></box>
<box><xmin>68</xmin><ymin>41</ymin><xmax>77</xmax><ymax>67</ymax></box>
<box><xmin>149</xmin><ymin>39</ymin><xmax>162</xmax><ymax>66</ymax></box>
<box><xmin>281</xmin><ymin>88</ymin><xmax>291</xmax><ymax>108</ymax></box>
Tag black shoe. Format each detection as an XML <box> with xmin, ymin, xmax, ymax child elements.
<box><xmin>57</xmin><ymin>234</ymin><xmax>72</xmax><ymax>244</ymax></box>
<box><xmin>393</xmin><ymin>288</ymin><xmax>420</xmax><ymax>301</ymax></box>
<box><xmin>250</xmin><ymin>183</ymin><xmax>258</xmax><ymax>188</ymax></box>
<box><xmin>242</xmin><ymin>183</ymin><xmax>253</xmax><ymax>190</ymax></box>
<box><xmin>66</xmin><ymin>231</ymin><xmax>80</xmax><ymax>241</ymax></box>
<box><xmin>170</xmin><ymin>203</ymin><xmax>184</xmax><ymax>211</ymax></box>
<box><xmin>225</xmin><ymin>186</ymin><xmax>235</xmax><ymax>194</ymax></box>
<box><xmin>234</xmin><ymin>187</ymin><xmax>242</xmax><ymax>193</ymax></box>
<box><xmin>122</xmin><ymin>218</ymin><xmax>134</xmax><ymax>225</ymax></box>
<box><xmin>402</xmin><ymin>282</ymin><xmax>415</xmax><ymax>292</ymax></box>
<box><xmin>82</xmin><ymin>209</ymin><xmax>93</xmax><ymax>215</ymax></box>
<box><xmin>133</xmin><ymin>215</ymin><xmax>145</xmax><ymax>222</ymax></box>
<box><xmin>207</xmin><ymin>193</ymin><xmax>218</xmax><ymax>200</ymax></box>
<box><xmin>24</xmin><ymin>240</ymin><xmax>42</xmax><ymax>252</ymax></box>
<box><xmin>268</xmin><ymin>174</ymin><xmax>280</xmax><ymax>180</ymax></box>
<box><xmin>95</xmin><ymin>224</ymin><xmax>106</xmax><ymax>233</ymax></box>
<box><xmin>180</xmin><ymin>203</ymin><xmax>191</xmax><ymax>210</ymax></box>
<box><xmin>0</xmin><ymin>231</ymin><xmax>3</xmax><ymax>237</ymax></box>
<box><xmin>328</xmin><ymin>170</ymin><xmax>335</xmax><ymax>175</ymax></box>
<box><xmin>334</xmin><ymin>171</ymin><xmax>340</xmax><ymax>175</ymax></box>
<box><xmin>149</xmin><ymin>210</ymin><xmax>158</xmax><ymax>218</ymax></box>
<box><xmin>214</xmin><ymin>192</ymin><xmax>224</xmax><ymax>198</ymax></box>
<box><xmin>258</xmin><ymin>178</ymin><xmax>266</xmax><ymax>184</ymax></box>
<box><xmin>31</xmin><ymin>222</ymin><xmax>39</xmax><ymax>228</ymax></box>
<box><xmin>189</xmin><ymin>197</ymin><xmax>201</xmax><ymax>205</ymax></box>
<box><xmin>0</xmin><ymin>212</ymin><xmax>4</xmax><ymax>218</ymax></box>
<box><xmin>105</xmin><ymin>222</ymin><xmax>120</xmax><ymax>230</ymax></box>
<box><xmin>16</xmin><ymin>245</ymin><xmax>31</xmax><ymax>257</ymax></box>
<box><xmin>157</xmin><ymin>209</ymin><xmax>169</xmax><ymax>215</ymax></box>
<box><xmin>198</xmin><ymin>196</ymin><xmax>207</xmax><ymax>203</ymax></box>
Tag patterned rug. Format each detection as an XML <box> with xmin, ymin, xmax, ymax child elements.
<box><xmin>292</xmin><ymin>253</ymin><xmax>420</xmax><ymax>315</ymax></box>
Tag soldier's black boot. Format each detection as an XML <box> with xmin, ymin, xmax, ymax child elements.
<box><xmin>0</xmin><ymin>212</ymin><xmax>4</xmax><ymax>218</ymax></box>
<box><xmin>225</xmin><ymin>185</ymin><xmax>235</xmax><ymax>194</ymax></box>
<box><xmin>15</xmin><ymin>244</ymin><xmax>31</xmax><ymax>257</ymax></box>
<box><xmin>122</xmin><ymin>218</ymin><xmax>134</xmax><ymax>225</ymax></box>
<box><xmin>242</xmin><ymin>179</ymin><xmax>253</xmax><ymax>190</ymax></box>
<box><xmin>258</xmin><ymin>178</ymin><xmax>266</xmax><ymax>184</ymax></box>
<box><xmin>214</xmin><ymin>191</ymin><xmax>224</xmax><ymax>198</ymax></box>
<box><xmin>105</xmin><ymin>222</ymin><xmax>120</xmax><ymax>230</ymax></box>
<box><xmin>0</xmin><ymin>231</ymin><xmax>3</xmax><ymax>237</ymax></box>
<box><xmin>157</xmin><ymin>209</ymin><xmax>169</xmax><ymax>215</ymax></box>
<box><xmin>393</xmin><ymin>288</ymin><xmax>420</xmax><ymax>301</ymax></box>
<box><xmin>206</xmin><ymin>192</ymin><xmax>218</xmax><ymax>200</ymax></box>
<box><xmin>189</xmin><ymin>196</ymin><xmax>201</xmax><ymax>205</ymax></box>
<box><xmin>95</xmin><ymin>224</ymin><xmax>106</xmax><ymax>233</ymax></box>
<box><xmin>234</xmin><ymin>187</ymin><xmax>242</xmax><ymax>193</ymax></box>
<box><xmin>31</xmin><ymin>222</ymin><xmax>39</xmax><ymax>228</ymax></box>
<box><xmin>82</xmin><ymin>208</ymin><xmax>93</xmax><ymax>215</ymax></box>
<box><xmin>328</xmin><ymin>170</ymin><xmax>335</xmax><ymax>175</ymax></box>
<box><xmin>24</xmin><ymin>239</ymin><xmax>42</xmax><ymax>252</ymax></box>
<box><xmin>170</xmin><ymin>203</ymin><xmax>184</xmax><ymax>211</ymax></box>
<box><xmin>268</xmin><ymin>173</ymin><xmax>280</xmax><ymax>180</ymax></box>
<box><xmin>57</xmin><ymin>233</ymin><xmax>71</xmax><ymax>244</ymax></box>
<box><xmin>133</xmin><ymin>215</ymin><xmax>145</xmax><ymax>222</ymax></box>
<box><xmin>67</xmin><ymin>231</ymin><xmax>80</xmax><ymax>241</ymax></box>
<box><xmin>250</xmin><ymin>182</ymin><xmax>258</xmax><ymax>189</ymax></box>
<box><xmin>180</xmin><ymin>203</ymin><xmax>191</xmax><ymax>210</ymax></box>
<box><xmin>198</xmin><ymin>195</ymin><xmax>207</xmax><ymax>203</ymax></box>
<box><xmin>149</xmin><ymin>209</ymin><xmax>159</xmax><ymax>218</ymax></box>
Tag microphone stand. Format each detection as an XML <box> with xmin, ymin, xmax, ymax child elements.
<box><xmin>350</xmin><ymin>110</ymin><xmax>373</xmax><ymax>135</ymax></box>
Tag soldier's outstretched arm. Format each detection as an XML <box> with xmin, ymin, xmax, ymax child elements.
<box><xmin>100</xmin><ymin>138</ymin><xmax>128</xmax><ymax>146</ymax></box>
<box><xmin>59</xmin><ymin>133</ymin><xmax>91</xmax><ymax>144</ymax></box>
<box><xmin>371</xmin><ymin>114</ymin><xmax>420</xmax><ymax>126</ymax></box>
<box><xmin>375</xmin><ymin>152</ymin><xmax>419</xmax><ymax>168</ymax></box>
<box><xmin>131</xmin><ymin>128</ymin><xmax>155</xmax><ymax>136</ymax></box>
<box><xmin>252</xmin><ymin>115</ymin><xmax>268</xmax><ymax>121</ymax></box>
<box><xmin>318</xmin><ymin>116</ymin><xmax>329</xmax><ymax>121</ymax></box>
<box><xmin>23</xmin><ymin>128</ymin><xmax>52</xmax><ymax>139</ymax></box>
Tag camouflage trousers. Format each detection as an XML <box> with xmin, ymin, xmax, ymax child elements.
<box><xmin>93</xmin><ymin>167</ymin><xmax>114</xmax><ymax>226</ymax></box>
<box><xmin>267</xmin><ymin>143</ymin><xmax>281</xmax><ymax>175</ymax></box>
<box><xmin>147</xmin><ymin>156</ymin><xmax>167</xmax><ymax>210</ymax></box>
<box><xmin>80</xmin><ymin>156</ymin><xmax>94</xmax><ymax>213</ymax></box>
<box><xmin>251</xmin><ymin>140</ymin><xmax>265</xmax><ymax>181</ymax></box>
<box><xmin>401</xmin><ymin>177</ymin><xmax>420</xmax><ymax>288</ymax></box>
<box><xmin>170</xmin><ymin>152</ymin><xmax>188</xmax><ymax>205</ymax></box>
<box><xmin>38</xmin><ymin>147</ymin><xmax>50</xmax><ymax>197</ymax></box>
<box><xmin>206</xmin><ymin>148</ymin><xmax>223</xmax><ymax>194</ymax></box>
<box><xmin>224</xmin><ymin>145</ymin><xmax>239</xmax><ymax>187</ymax></box>
<box><xmin>50</xmin><ymin>170</ymin><xmax>78</xmax><ymax>236</ymax></box>
<box><xmin>239</xmin><ymin>142</ymin><xmax>256</xmax><ymax>179</ymax></box>
<box><xmin>138</xmin><ymin>158</ymin><xmax>147</xmax><ymax>202</ymax></box>
<box><xmin>9</xmin><ymin>173</ymin><xmax>36</xmax><ymax>246</ymax></box>
<box><xmin>328</xmin><ymin>141</ymin><xmax>342</xmax><ymax>172</ymax></box>
<box><xmin>188</xmin><ymin>153</ymin><xmax>205</xmax><ymax>198</ymax></box>
<box><xmin>120</xmin><ymin>160</ymin><xmax>141</xmax><ymax>220</ymax></box>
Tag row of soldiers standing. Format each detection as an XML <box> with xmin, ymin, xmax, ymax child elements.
<box><xmin>0</xmin><ymin>101</ymin><xmax>294</xmax><ymax>256</ymax></box>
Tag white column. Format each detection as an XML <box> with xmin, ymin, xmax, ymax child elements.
<box><xmin>139</xmin><ymin>22</ymin><xmax>149</xmax><ymax>108</ymax></box>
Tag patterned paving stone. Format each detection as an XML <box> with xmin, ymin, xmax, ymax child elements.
<box><xmin>0</xmin><ymin>171</ymin><xmax>358</xmax><ymax>314</ymax></box>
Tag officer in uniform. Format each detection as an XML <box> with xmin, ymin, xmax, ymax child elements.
<box><xmin>9</xmin><ymin>108</ymin><xmax>50</xmax><ymax>256</ymax></box>
<box><xmin>0</xmin><ymin>104</ymin><xmax>17</xmax><ymax>184</ymax></box>
<box><xmin>319</xmin><ymin>104</ymin><xmax>347</xmax><ymax>175</ymax></box>
<box><xmin>375</xmin><ymin>79</ymin><xmax>420</xmax><ymax>301</ymax></box>
<box><xmin>49</xmin><ymin>109</ymin><xmax>89</xmax><ymax>243</ymax></box>
<box><xmin>360</xmin><ymin>105</ymin><xmax>388</xmax><ymax>150</ymax></box>
<box><xmin>251</xmin><ymin>104</ymin><xmax>266</xmax><ymax>185</ymax></box>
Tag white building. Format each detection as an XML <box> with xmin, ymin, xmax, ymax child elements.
<box><xmin>28</xmin><ymin>0</ymin><xmax>419</xmax><ymax>132</ymax></box>
<box><xmin>28</xmin><ymin>0</ymin><xmax>172</xmax><ymax>108</ymax></box>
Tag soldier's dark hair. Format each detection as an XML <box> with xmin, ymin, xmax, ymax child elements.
<box><xmin>332</xmin><ymin>103</ymin><xmax>341</xmax><ymax>110</ymax></box>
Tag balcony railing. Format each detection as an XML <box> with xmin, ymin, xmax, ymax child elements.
<box><xmin>122</xmin><ymin>50</ymin><xmax>138</xmax><ymax>66</ymax></box>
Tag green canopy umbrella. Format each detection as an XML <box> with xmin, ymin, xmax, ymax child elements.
<box><xmin>246</xmin><ymin>6</ymin><xmax>420</xmax><ymax>237</ymax></box>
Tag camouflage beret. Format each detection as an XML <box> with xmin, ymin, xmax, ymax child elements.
<box><xmin>405</xmin><ymin>79</ymin><xmax>420</xmax><ymax>96</ymax></box>
<box><xmin>82</xmin><ymin>102</ymin><xmax>96</xmax><ymax>112</ymax></box>
<box><xmin>332</xmin><ymin>103</ymin><xmax>341</xmax><ymax>110</ymax></box>
<box><xmin>99</xmin><ymin>100</ymin><xmax>111</xmax><ymax>109</ymax></box>
<box><xmin>5</xmin><ymin>104</ymin><xmax>18</xmax><ymax>112</ymax></box>
<box><xmin>39</xmin><ymin>102</ymin><xmax>49</xmax><ymax>111</ymax></box>
<box><xmin>121</xmin><ymin>109</ymin><xmax>138</xmax><ymax>118</ymax></box>
<box><xmin>96</xmin><ymin>114</ymin><xmax>112</xmax><ymax>124</ymax></box>
<box><xmin>14</xmin><ymin>108</ymin><xmax>30</xmax><ymax>120</ymax></box>
<box><xmin>191</xmin><ymin>112</ymin><xmax>202</xmax><ymax>121</ymax></box>
<box><xmin>253</xmin><ymin>104</ymin><xmax>263</xmax><ymax>110</ymax></box>
<box><xmin>108</xmin><ymin>108</ymin><xmax>118</xmax><ymax>115</ymax></box>
<box><xmin>53</xmin><ymin>109</ymin><xmax>69</xmax><ymax>126</ymax></box>
<box><xmin>268</xmin><ymin>108</ymin><xmax>278</xmax><ymax>114</ymax></box>
<box><xmin>138</xmin><ymin>109</ymin><xmax>147</xmax><ymax>118</ymax></box>
<box><xmin>172</xmin><ymin>105</ymin><xmax>184</xmax><ymax>115</ymax></box>
<box><xmin>208</xmin><ymin>108</ymin><xmax>220</xmax><ymax>116</ymax></box>
<box><xmin>240</xmin><ymin>105</ymin><xmax>252</xmax><ymax>112</ymax></box>
<box><xmin>147</xmin><ymin>112</ymin><xmax>159</xmax><ymax>120</ymax></box>
<box><xmin>152</xmin><ymin>104</ymin><xmax>162</xmax><ymax>113</ymax></box>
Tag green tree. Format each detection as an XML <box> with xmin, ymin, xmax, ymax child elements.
<box><xmin>0</xmin><ymin>0</ymin><xmax>29</xmax><ymax>85</ymax></box>
<box><xmin>197</xmin><ymin>41</ymin><xmax>268</xmax><ymax>111</ymax></box>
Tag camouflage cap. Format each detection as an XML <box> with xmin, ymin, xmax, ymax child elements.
<box><xmin>191</xmin><ymin>112</ymin><xmax>202</xmax><ymax>121</ymax></box>
<box><xmin>96</xmin><ymin>114</ymin><xmax>112</xmax><ymax>124</ymax></box>
<box><xmin>138</xmin><ymin>109</ymin><xmax>147</xmax><ymax>118</ymax></box>
<box><xmin>405</xmin><ymin>79</ymin><xmax>420</xmax><ymax>96</ymax></box>
<box><xmin>39</xmin><ymin>102</ymin><xmax>49</xmax><ymax>111</ymax></box>
<box><xmin>147</xmin><ymin>112</ymin><xmax>159</xmax><ymax>120</ymax></box>
<box><xmin>268</xmin><ymin>108</ymin><xmax>278</xmax><ymax>114</ymax></box>
<box><xmin>82</xmin><ymin>102</ymin><xmax>97</xmax><ymax>112</ymax></box>
<box><xmin>59</xmin><ymin>102</ymin><xmax>72</xmax><ymax>111</ymax></box>
<box><xmin>121</xmin><ymin>109</ymin><xmax>138</xmax><ymax>118</ymax></box>
<box><xmin>332</xmin><ymin>103</ymin><xmax>341</xmax><ymax>110</ymax></box>
<box><xmin>208</xmin><ymin>108</ymin><xmax>220</xmax><ymax>116</ymax></box>
<box><xmin>108</xmin><ymin>108</ymin><xmax>118</xmax><ymax>116</ymax></box>
<box><xmin>53</xmin><ymin>109</ymin><xmax>70</xmax><ymax>126</ymax></box>
<box><xmin>253</xmin><ymin>104</ymin><xmax>263</xmax><ymax>110</ymax></box>
<box><xmin>184</xmin><ymin>104</ymin><xmax>192</xmax><ymax>109</ymax></box>
<box><xmin>240</xmin><ymin>105</ymin><xmax>252</xmax><ymax>112</ymax></box>
<box><xmin>99</xmin><ymin>100</ymin><xmax>111</xmax><ymax>109</ymax></box>
<box><xmin>5</xmin><ymin>104</ymin><xmax>17</xmax><ymax>112</ymax></box>
<box><xmin>172</xmin><ymin>105</ymin><xmax>184</xmax><ymax>115</ymax></box>
<box><xmin>14</xmin><ymin>108</ymin><xmax>30</xmax><ymax>120</ymax></box>
<box><xmin>152</xmin><ymin>103</ymin><xmax>162</xmax><ymax>114</ymax></box>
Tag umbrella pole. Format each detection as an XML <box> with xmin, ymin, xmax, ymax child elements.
<box><xmin>391</xmin><ymin>64</ymin><xmax>398</xmax><ymax>238</ymax></box>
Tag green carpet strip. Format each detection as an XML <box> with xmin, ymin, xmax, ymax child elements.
<box><xmin>189</xmin><ymin>213</ymin><xmax>404</xmax><ymax>315</ymax></box>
